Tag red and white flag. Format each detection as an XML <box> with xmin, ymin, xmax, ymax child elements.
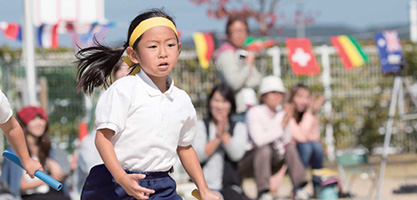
<box><xmin>0</xmin><ymin>21</ymin><xmax>21</xmax><ymax>41</ymax></box>
<box><xmin>37</xmin><ymin>24</ymin><xmax>59</xmax><ymax>49</ymax></box>
<box><xmin>286</xmin><ymin>38</ymin><xmax>320</xmax><ymax>75</ymax></box>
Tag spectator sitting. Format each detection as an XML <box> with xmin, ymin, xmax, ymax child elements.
<box><xmin>238</xmin><ymin>76</ymin><xmax>309</xmax><ymax>200</ymax></box>
<box><xmin>288</xmin><ymin>84</ymin><xmax>325</xmax><ymax>197</ymax></box>
<box><xmin>1</xmin><ymin>106</ymin><xmax>70</xmax><ymax>200</ymax></box>
<box><xmin>193</xmin><ymin>83</ymin><xmax>249</xmax><ymax>200</ymax></box>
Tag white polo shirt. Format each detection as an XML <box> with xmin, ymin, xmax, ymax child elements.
<box><xmin>0</xmin><ymin>90</ymin><xmax>13</xmax><ymax>124</ymax></box>
<box><xmin>95</xmin><ymin>71</ymin><xmax>197</xmax><ymax>172</ymax></box>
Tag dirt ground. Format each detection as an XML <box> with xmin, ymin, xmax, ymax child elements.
<box><xmin>242</xmin><ymin>153</ymin><xmax>417</xmax><ymax>200</ymax></box>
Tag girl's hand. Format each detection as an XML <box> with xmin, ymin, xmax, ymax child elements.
<box><xmin>117</xmin><ymin>173</ymin><xmax>155</xmax><ymax>200</ymax></box>
<box><xmin>245</xmin><ymin>51</ymin><xmax>256</xmax><ymax>67</ymax></box>
<box><xmin>310</xmin><ymin>94</ymin><xmax>325</xmax><ymax>114</ymax></box>
<box><xmin>47</xmin><ymin>159</ymin><xmax>66</xmax><ymax>181</ymax></box>
<box><xmin>200</xmin><ymin>189</ymin><xmax>221</xmax><ymax>200</ymax></box>
<box><xmin>21</xmin><ymin>158</ymin><xmax>42</xmax><ymax>179</ymax></box>
<box><xmin>282</xmin><ymin>103</ymin><xmax>294</xmax><ymax>127</ymax></box>
<box><xmin>215</xmin><ymin>115</ymin><xmax>228</xmax><ymax>138</ymax></box>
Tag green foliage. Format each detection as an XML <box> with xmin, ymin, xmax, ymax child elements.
<box><xmin>357</xmin><ymin>93</ymin><xmax>387</xmax><ymax>150</ymax></box>
<box><xmin>0</xmin><ymin>45</ymin><xmax>21</xmax><ymax>64</ymax></box>
<box><xmin>403</xmin><ymin>43</ymin><xmax>417</xmax><ymax>77</ymax></box>
<box><xmin>37</xmin><ymin>66</ymin><xmax>84</xmax><ymax>147</ymax></box>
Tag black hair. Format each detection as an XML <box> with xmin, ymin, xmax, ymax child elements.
<box><xmin>225</xmin><ymin>14</ymin><xmax>249</xmax><ymax>36</ymax></box>
<box><xmin>76</xmin><ymin>8</ymin><xmax>177</xmax><ymax>95</ymax></box>
<box><xmin>207</xmin><ymin>83</ymin><xmax>236</xmax><ymax>122</ymax></box>
<box><xmin>17</xmin><ymin>114</ymin><xmax>51</xmax><ymax>168</ymax></box>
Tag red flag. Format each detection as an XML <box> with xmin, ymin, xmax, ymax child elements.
<box><xmin>286</xmin><ymin>38</ymin><xmax>320</xmax><ymax>75</ymax></box>
<box><xmin>0</xmin><ymin>22</ymin><xmax>21</xmax><ymax>41</ymax></box>
<box><xmin>78</xmin><ymin>121</ymin><xmax>89</xmax><ymax>141</ymax></box>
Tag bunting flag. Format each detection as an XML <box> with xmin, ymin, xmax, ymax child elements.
<box><xmin>193</xmin><ymin>32</ymin><xmax>214</xmax><ymax>69</ymax></box>
<box><xmin>66</xmin><ymin>23</ymin><xmax>80</xmax><ymax>48</ymax></box>
<box><xmin>81</xmin><ymin>22</ymin><xmax>114</xmax><ymax>46</ymax></box>
<box><xmin>331</xmin><ymin>35</ymin><xmax>369</xmax><ymax>69</ymax></box>
<box><xmin>374</xmin><ymin>30</ymin><xmax>403</xmax><ymax>73</ymax></box>
<box><xmin>286</xmin><ymin>38</ymin><xmax>320</xmax><ymax>75</ymax></box>
<box><xmin>37</xmin><ymin>24</ymin><xmax>59</xmax><ymax>48</ymax></box>
<box><xmin>78</xmin><ymin>121</ymin><xmax>89</xmax><ymax>141</ymax></box>
<box><xmin>244</xmin><ymin>36</ymin><xmax>275</xmax><ymax>51</ymax></box>
<box><xmin>0</xmin><ymin>22</ymin><xmax>21</xmax><ymax>41</ymax></box>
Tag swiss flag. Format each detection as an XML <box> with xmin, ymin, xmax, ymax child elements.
<box><xmin>286</xmin><ymin>38</ymin><xmax>320</xmax><ymax>75</ymax></box>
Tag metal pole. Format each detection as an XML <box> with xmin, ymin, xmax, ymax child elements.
<box><xmin>320</xmin><ymin>45</ymin><xmax>335</xmax><ymax>161</ymax></box>
<box><xmin>410</xmin><ymin>0</ymin><xmax>417</xmax><ymax>42</ymax></box>
<box><xmin>23</xmin><ymin>0</ymin><xmax>37</xmax><ymax>105</ymax></box>
<box><xmin>375</xmin><ymin>76</ymin><xmax>402</xmax><ymax>200</ymax></box>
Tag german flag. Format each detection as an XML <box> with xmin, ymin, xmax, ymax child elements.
<box><xmin>193</xmin><ymin>32</ymin><xmax>214</xmax><ymax>69</ymax></box>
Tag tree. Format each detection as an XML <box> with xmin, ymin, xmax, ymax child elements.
<box><xmin>190</xmin><ymin>0</ymin><xmax>280</xmax><ymax>35</ymax></box>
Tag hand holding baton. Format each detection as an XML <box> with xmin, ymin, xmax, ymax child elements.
<box><xmin>2</xmin><ymin>150</ymin><xmax>62</xmax><ymax>191</ymax></box>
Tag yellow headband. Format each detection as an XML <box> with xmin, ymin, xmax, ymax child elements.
<box><xmin>123</xmin><ymin>17</ymin><xmax>178</xmax><ymax>70</ymax></box>
<box><xmin>128</xmin><ymin>17</ymin><xmax>178</xmax><ymax>47</ymax></box>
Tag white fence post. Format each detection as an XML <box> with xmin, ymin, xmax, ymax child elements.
<box><xmin>23</xmin><ymin>0</ymin><xmax>37</xmax><ymax>105</ymax></box>
<box><xmin>410</xmin><ymin>0</ymin><xmax>417</xmax><ymax>42</ymax></box>
<box><xmin>320</xmin><ymin>45</ymin><xmax>335</xmax><ymax>161</ymax></box>
<box><xmin>267</xmin><ymin>46</ymin><xmax>281</xmax><ymax>77</ymax></box>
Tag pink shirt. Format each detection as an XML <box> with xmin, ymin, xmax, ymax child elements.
<box><xmin>289</xmin><ymin>111</ymin><xmax>320</xmax><ymax>143</ymax></box>
<box><xmin>246</xmin><ymin>104</ymin><xmax>291</xmax><ymax>148</ymax></box>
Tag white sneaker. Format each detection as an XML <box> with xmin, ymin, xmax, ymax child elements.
<box><xmin>294</xmin><ymin>189</ymin><xmax>310</xmax><ymax>200</ymax></box>
<box><xmin>258</xmin><ymin>193</ymin><xmax>274</xmax><ymax>200</ymax></box>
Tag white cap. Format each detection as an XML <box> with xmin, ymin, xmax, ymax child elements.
<box><xmin>258</xmin><ymin>75</ymin><xmax>286</xmax><ymax>96</ymax></box>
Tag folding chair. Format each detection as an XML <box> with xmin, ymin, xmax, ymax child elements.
<box><xmin>335</xmin><ymin>147</ymin><xmax>377</xmax><ymax>198</ymax></box>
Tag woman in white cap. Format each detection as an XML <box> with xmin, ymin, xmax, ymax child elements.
<box><xmin>238</xmin><ymin>76</ymin><xmax>309</xmax><ymax>200</ymax></box>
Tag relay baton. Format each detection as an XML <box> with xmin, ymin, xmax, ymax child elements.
<box><xmin>2</xmin><ymin>150</ymin><xmax>62</xmax><ymax>191</ymax></box>
<box><xmin>191</xmin><ymin>189</ymin><xmax>201</xmax><ymax>200</ymax></box>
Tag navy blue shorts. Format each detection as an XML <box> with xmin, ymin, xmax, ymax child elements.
<box><xmin>81</xmin><ymin>164</ymin><xmax>182</xmax><ymax>200</ymax></box>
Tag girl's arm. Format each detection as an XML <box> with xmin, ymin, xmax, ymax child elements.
<box><xmin>300</xmin><ymin>112</ymin><xmax>321</xmax><ymax>142</ymax></box>
<box><xmin>95</xmin><ymin>128</ymin><xmax>155</xmax><ymax>199</ymax></box>
<box><xmin>177</xmin><ymin>145</ymin><xmax>220</xmax><ymax>200</ymax></box>
<box><xmin>204</xmin><ymin>137</ymin><xmax>222</xmax><ymax>158</ymax></box>
<box><xmin>20</xmin><ymin>158</ymin><xmax>65</xmax><ymax>191</ymax></box>
<box><xmin>222</xmin><ymin>123</ymin><xmax>248</xmax><ymax>162</ymax></box>
<box><xmin>47</xmin><ymin>159</ymin><xmax>66</xmax><ymax>182</ymax></box>
<box><xmin>0</xmin><ymin>117</ymin><xmax>42</xmax><ymax>178</ymax></box>
<box><xmin>288</xmin><ymin>118</ymin><xmax>307</xmax><ymax>143</ymax></box>
<box><xmin>20</xmin><ymin>175</ymin><xmax>45</xmax><ymax>191</ymax></box>
<box><xmin>306</xmin><ymin>118</ymin><xmax>321</xmax><ymax>141</ymax></box>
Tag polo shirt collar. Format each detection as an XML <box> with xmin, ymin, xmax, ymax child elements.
<box><xmin>136</xmin><ymin>70</ymin><xmax>175</xmax><ymax>100</ymax></box>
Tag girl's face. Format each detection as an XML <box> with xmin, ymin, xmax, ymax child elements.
<box><xmin>210</xmin><ymin>91</ymin><xmax>231</xmax><ymax>120</ymax></box>
<box><xmin>27</xmin><ymin>116</ymin><xmax>47</xmax><ymax>137</ymax></box>
<box><xmin>293</xmin><ymin>88</ymin><xmax>311</xmax><ymax>112</ymax></box>
<box><xmin>262</xmin><ymin>92</ymin><xmax>284</xmax><ymax>111</ymax></box>
<box><xmin>227</xmin><ymin>20</ymin><xmax>248</xmax><ymax>48</ymax></box>
<box><xmin>130</xmin><ymin>26</ymin><xmax>181</xmax><ymax>82</ymax></box>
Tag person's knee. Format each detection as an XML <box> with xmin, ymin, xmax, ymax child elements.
<box><xmin>312</xmin><ymin>142</ymin><xmax>324</xmax><ymax>155</ymax></box>
<box><xmin>255</xmin><ymin>145</ymin><xmax>273</xmax><ymax>159</ymax></box>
